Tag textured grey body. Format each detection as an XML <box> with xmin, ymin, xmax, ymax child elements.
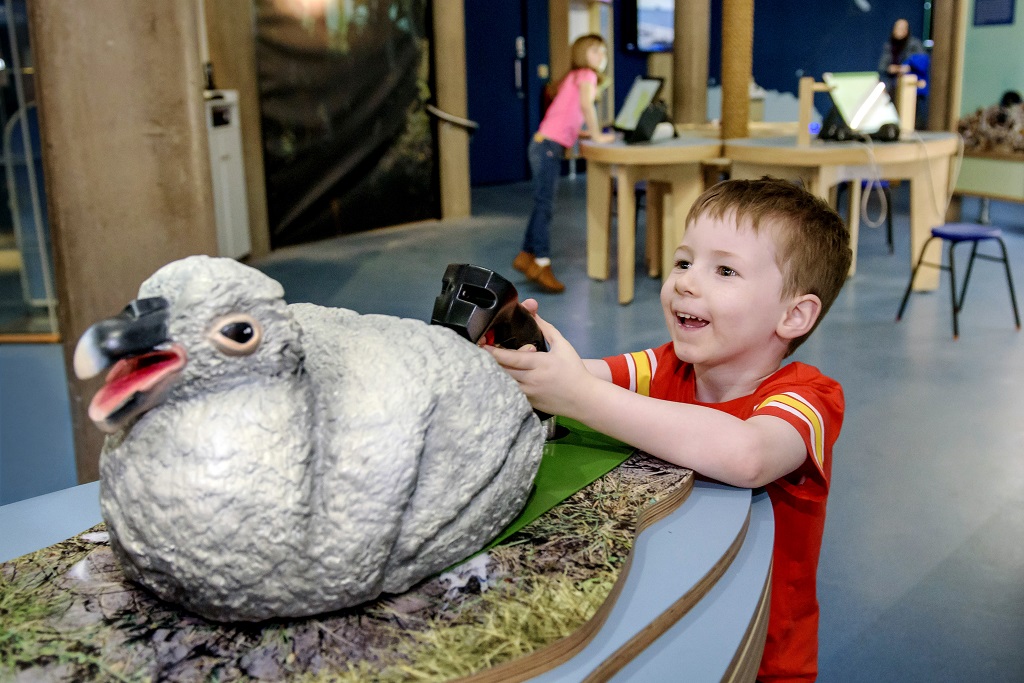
<box><xmin>98</xmin><ymin>256</ymin><xmax>544</xmax><ymax>622</ymax></box>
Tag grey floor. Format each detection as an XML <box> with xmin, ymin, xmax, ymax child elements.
<box><xmin>252</xmin><ymin>179</ymin><xmax>1024</xmax><ymax>682</ymax></box>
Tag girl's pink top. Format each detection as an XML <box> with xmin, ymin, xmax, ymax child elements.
<box><xmin>537</xmin><ymin>68</ymin><xmax>598</xmax><ymax>148</ymax></box>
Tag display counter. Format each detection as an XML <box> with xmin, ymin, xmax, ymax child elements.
<box><xmin>1</xmin><ymin>468</ymin><xmax>773</xmax><ymax>681</ymax></box>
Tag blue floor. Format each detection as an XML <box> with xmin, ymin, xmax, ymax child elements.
<box><xmin>3</xmin><ymin>180</ymin><xmax>1023</xmax><ymax>680</ymax></box>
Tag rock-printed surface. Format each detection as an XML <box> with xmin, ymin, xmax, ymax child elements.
<box><xmin>73</xmin><ymin>256</ymin><xmax>545</xmax><ymax>622</ymax></box>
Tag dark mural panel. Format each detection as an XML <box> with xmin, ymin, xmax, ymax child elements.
<box><xmin>256</xmin><ymin>0</ymin><xmax>437</xmax><ymax>248</ymax></box>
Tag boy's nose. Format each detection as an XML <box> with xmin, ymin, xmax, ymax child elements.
<box><xmin>673</xmin><ymin>269</ymin><xmax>699</xmax><ymax>295</ymax></box>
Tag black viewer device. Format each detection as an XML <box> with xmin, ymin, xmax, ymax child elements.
<box><xmin>431</xmin><ymin>264</ymin><xmax>547</xmax><ymax>351</ymax></box>
<box><xmin>431</xmin><ymin>264</ymin><xmax>550</xmax><ymax>421</ymax></box>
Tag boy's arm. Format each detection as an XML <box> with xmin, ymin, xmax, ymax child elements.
<box><xmin>582</xmin><ymin>358</ymin><xmax>612</xmax><ymax>381</ymax></box>
<box><xmin>488</xmin><ymin>314</ymin><xmax>806</xmax><ymax>489</ymax></box>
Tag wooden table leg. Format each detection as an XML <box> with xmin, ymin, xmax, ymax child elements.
<box><xmin>846</xmin><ymin>180</ymin><xmax>861</xmax><ymax>277</ymax></box>
<box><xmin>908</xmin><ymin>157</ymin><xmax>951</xmax><ymax>291</ymax></box>
<box><xmin>645</xmin><ymin>182</ymin><xmax>666</xmax><ymax>278</ymax></box>
<box><xmin>587</xmin><ymin>161</ymin><xmax>612</xmax><ymax>281</ymax></box>
<box><xmin>617</xmin><ymin>166</ymin><xmax>639</xmax><ymax>304</ymax></box>
<box><xmin>665</xmin><ymin>167</ymin><xmax>704</xmax><ymax>279</ymax></box>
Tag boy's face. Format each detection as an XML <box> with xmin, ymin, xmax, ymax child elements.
<box><xmin>660</xmin><ymin>212</ymin><xmax>792</xmax><ymax>370</ymax></box>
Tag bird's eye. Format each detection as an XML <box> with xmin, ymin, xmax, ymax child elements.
<box><xmin>208</xmin><ymin>314</ymin><xmax>262</xmax><ymax>356</ymax></box>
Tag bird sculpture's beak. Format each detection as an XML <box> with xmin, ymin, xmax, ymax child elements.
<box><xmin>74</xmin><ymin>297</ymin><xmax>187</xmax><ymax>433</ymax></box>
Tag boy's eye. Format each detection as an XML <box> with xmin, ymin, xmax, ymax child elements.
<box><xmin>674</xmin><ymin>259</ymin><xmax>692</xmax><ymax>270</ymax></box>
<box><xmin>717</xmin><ymin>266</ymin><xmax>737</xmax><ymax>277</ymax></box>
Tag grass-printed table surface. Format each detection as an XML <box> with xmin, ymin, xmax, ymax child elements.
<box><xmin>0</xmin><ymin>420</ymin><xmax>693</xmax><ymax>682</ymax></box>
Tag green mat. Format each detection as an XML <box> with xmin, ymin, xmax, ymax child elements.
<box><xmin>485</xmin><ymin>417</ymin><xmax>635</xmax><ymax>550</ymax></box>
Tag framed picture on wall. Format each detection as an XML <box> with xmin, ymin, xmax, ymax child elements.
<box><xmin>974</xmin><ymin>0</ymin><xmax>1015</xmax><ymax>26</ymax></box>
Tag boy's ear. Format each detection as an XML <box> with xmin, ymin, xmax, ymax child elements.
<box><xmin>777</xmin><ymin>293</ymin><xmax>822</xmax><ymax>341</ymax></box>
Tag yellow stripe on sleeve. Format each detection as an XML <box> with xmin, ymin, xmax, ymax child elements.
<box><xmin>756</xmin><ymin>393</ymin><xmax>825</xmax><ymax>469</ymax></box>
<box><xmin>630</xmin><ymin>351</ymin><xmax>653</xmax><ymax>396</ymax></box>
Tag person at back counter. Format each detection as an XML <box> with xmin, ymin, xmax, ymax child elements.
<box><xmin>878</xmin><ymin>18</ymin><xmax>926</xmax><ymax>100</ymax></box>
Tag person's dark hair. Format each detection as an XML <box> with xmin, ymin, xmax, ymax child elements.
<box><xmin>1000</xmin><ymin>90</ymin><xmax>1023</xmax><ymax>108</ymax></box>
<box><xmin>684</xmin><ymin>177</ymin><xmax>853</xmax><ymax>355</ymax></box>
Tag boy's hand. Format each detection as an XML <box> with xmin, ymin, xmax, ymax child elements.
<box><xmin>485</xmin><ymin>308</ymin><xmax>593</xmax><ymax>416</ymax></box>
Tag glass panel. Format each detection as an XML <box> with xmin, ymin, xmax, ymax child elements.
<box><xmin>0</xmin><ymin>0</ymin><xmax>58</xmax><ymax>339</ymax></box>
<box><xmin>255</xmin><ymin>0</ymin><xmax>438</xmax><ymax>249</ymax></box>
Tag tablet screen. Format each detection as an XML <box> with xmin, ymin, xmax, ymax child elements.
<box><xmin>822</xmin><ymin>71</ymin><xmax>900</xmax><ymax>135</ymax></box>
<box><xmin>614</xmin><ymin>77</ymin><xmax>664</xmax><ymax>131</ymax></box>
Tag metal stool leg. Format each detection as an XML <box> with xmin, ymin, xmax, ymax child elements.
<box><xmin>897</xmin><ymin>235</ymin><xmax>937</xmax><ymax>321</ymax></box>
<box><xmin>995</xmin><ymin>237</ymin><xmax>1022</xmax><ymax>329</ymax></box>
<box><xmin>955</xmin><ymin>241</ymin><xmax>980</xmax><ymax>313</ymax></box>
<box><xmin>948</xmin><ymin>240</ymin><xmax>960</xmax><ymax>340</ymax></box>
<box><xmin>884</xmin><ymin>185</ymin><xmax>894</xmax><ymax>254</ymax></box>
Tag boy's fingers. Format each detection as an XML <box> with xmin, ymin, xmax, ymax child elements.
<box><xmin>531</xmin><ymin>313</ymin><xmax>563</xmax><ymax>346</ymax></box>
<box><xmin>521</xmin><ymin>298</ymin><xmax>539</xmax><ymax>315</ymax></box>
<box><xmin>487</xmin><ymin>345</ymin><xmax>540</xmax><ymax>370</ymax></box>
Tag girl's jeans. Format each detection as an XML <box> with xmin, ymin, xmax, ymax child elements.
<box><xmin>522</xmin><ymin>136</ymin><xmax>566</xmax><ymax>258</ymax></box>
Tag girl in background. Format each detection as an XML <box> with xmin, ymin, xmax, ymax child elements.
<box><xmin>513</xmin><ymin>33</ymin><xmax>615</xmax><ymax>294</ymax></box>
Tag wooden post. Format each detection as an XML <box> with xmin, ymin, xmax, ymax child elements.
<box><xmin>673</xmin><ymin>0</ymin><xmax>710</xmax><ymax>125</ymax></box>
<box><xmin>897</xmin><ymin>74</ymin><xmax>920</xmax><ymax>131</ymax></box>
<box><xmin>433</xmin><ymin>0</ymin><xmax>471</xmax><ymax>218</ymax></box>
<box><xmin>28</xmin><ymin>0</ymin><xmax>219</xmax><ymax>482</ymax></box>
<box><xmin>549</xmin><ymin>0</ymin><xmax>570</xmax><ymax>87</ymax></box>
<box><xmin>720</xmin><ymin>0</ymin><xmax>753</xmax><ymax>140</ymax></box>
<box><xmin>927</xmin><ymin>0</ymin><xmax>966</xmax><ymax>131</ymax></box>
<box><xmin>797</xmin><ymin>77</ymin><xmax>831</xmax><ymax>145</ymax></box>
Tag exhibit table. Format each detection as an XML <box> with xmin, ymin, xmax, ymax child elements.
<box><xmin>1</xmin><ymin>473</ymin><xmax>773</xmax><ymax>681</ymax></box>
<box><xmin>724</xmin><ymin>132</ymin><xmax>961</xmax><ymax>290</ymax></box>
<box><xmin>579</xmin><ymin>137</ymin><xmax>721</xmax><ymax>305</ymax></box>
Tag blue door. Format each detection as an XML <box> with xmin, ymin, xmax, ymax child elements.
<box><xmin>465</xmin><ymin>0</ymin><xmax>548</xmax><ymax>186</ymax></box>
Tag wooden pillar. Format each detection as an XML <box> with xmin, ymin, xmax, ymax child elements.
<box><xmin>928</xmin><ymin>0</ymin><xmax>966</xmax><ymax>131</ymax></box>
<box><xmin>433</xmin><ymin>0</ymin><xmax>471</xmax><ymax>218</ymax></box>
<box><xmin>720</xmin><ymin>0</ymin><xmax>754</xmax><ymax>140</ymax></box>
<box><xmin>549</xmin><ymin>0</ymin><xmax>570</xmax><ymax>85</ymax></box>
<box><xmin>203</xmin><ymin>0</ymin><xmax>271</xmax><ymax>258</ymax></box>
<box><xmin>673</xmin><ymin>0</ymin><xmax>710</xmax><ymax>124</ymax></box>
<box><xmin>28</xmin><ymin>1</ymin><xmax>219</xmax><ymax>483</ymax></box>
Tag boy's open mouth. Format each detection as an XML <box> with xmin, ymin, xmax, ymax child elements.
<box><xmin>677</xmin><ymin>313</ymin><xmax>709</xmax><ymax>329</ymax></box>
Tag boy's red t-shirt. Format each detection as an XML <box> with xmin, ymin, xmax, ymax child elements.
<box><xmin>604</xmin><ymin>343</ymin><xmax>844</xmax><ymax>682</ymax></box>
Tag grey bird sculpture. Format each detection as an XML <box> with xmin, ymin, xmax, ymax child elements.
<box><xmin>73</xmin><ymin>255</ymin><xmax>544</xmax><ymax>622</ymax></box>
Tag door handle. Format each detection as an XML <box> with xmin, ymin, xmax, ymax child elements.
<box><xmin>515</xmin><ymin>36</ymin><xmax>526</xmax><ymax>99</ymax></box>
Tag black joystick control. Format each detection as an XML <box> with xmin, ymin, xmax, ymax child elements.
<box><xmin>431</xmin><ymin>263</ymin><xmax>550</xmax><ymax>420</ymax></box>
<box><xmin>431</xmin><ymin>264</ymin><xmax>548</xmax><ymax>351</ymax></box>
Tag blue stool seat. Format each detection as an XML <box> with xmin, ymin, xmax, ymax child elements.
<box><xmin>896</xmin><ymin>223</ymin><xmax>1020</xmax><ymax>339</ymax></box>
<box><xmin>931</xmin><ymin>222</ymin><xmax>1002</xmax><ymax>242</ymax></box>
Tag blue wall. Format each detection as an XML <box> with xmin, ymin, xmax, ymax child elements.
<box><xmin>610</xmin><ymin>0</ymin><xmax>927</xmax><ymax>113</ymax></box>
<box><xmin>0</xmin><ymin>344</ymin><xmax>76</xmax><ymax>504</ymax></box>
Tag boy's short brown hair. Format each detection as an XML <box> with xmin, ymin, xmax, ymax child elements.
<box><xmin>685</xmin><ymin>177</ymin><xmax>853</xmax><ymax>355</ymax></box>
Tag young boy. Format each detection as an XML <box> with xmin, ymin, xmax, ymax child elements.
<box><xmin>487</xmin><ymin>177</ymin><xmax>853</xmax><ymax>682</ymax></box>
